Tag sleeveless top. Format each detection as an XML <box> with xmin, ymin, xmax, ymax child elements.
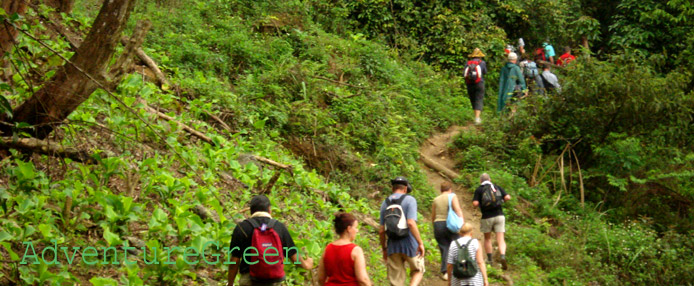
<box><xmin>324</xmin><ymin>243</ymin><xmax>359</xmax><ymax>286</ymax></box>
<box><xmin>433</xmin><ymin>193</ymin><xmax>454</xmax><ymax>222</ymax></box>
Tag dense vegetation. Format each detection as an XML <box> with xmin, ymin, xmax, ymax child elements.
<box><xmin>1</xmin><ymin>0</ymin><xmax>693</xmax><ymax>285</ymax></box>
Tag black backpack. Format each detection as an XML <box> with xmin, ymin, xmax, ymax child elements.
<box><xmin>480</xmin><ymin>184</ymin><xmax>504</xmax><ymax>210</ymax></box>
<box><xmin>453</xmin><ymin>238</ymin><xmax>478</xmax><ymax>279</ymax></box>
<box><xmin>384</xmin><ymin>194</ymin><xmax>410</xmax><ymax>239</ymax></box>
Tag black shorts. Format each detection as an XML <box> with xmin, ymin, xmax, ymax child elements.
<box><xmin>466</xmin><ymin>82</ymin><xmax>485</xmax><ymax>111</ymax></box>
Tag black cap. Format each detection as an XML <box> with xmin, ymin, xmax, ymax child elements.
<box><xmin>391</xmin><ymin>176</ymin><xmax>413</xmax><ymax>193</ymax></box>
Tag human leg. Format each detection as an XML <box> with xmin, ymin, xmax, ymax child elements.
<box><xmin>433</xmin><ymin>222</ymin><xmax>451</xmax><ymax>274</ymax></box>
<box><xmin>404</xmin><ymin>255</ymin><xmax>425</xmax><ymax>286</ymax></box>
<box><xmin>493</xmin><ymin>216</ymin><xmax>508</xmax><ymax>270</ymax></box>
<box><xmin>386</xmin><ymin>253</ymin><xmax>407</xmax><ymax>286</ymax></box>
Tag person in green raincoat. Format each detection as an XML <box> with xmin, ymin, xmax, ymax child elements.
<box><xmin>497</xmin><ymin>52</ymin><xmax>528</xmax><ymax>113</ymax></box>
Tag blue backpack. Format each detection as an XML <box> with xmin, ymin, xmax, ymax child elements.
<box><xmin>524</xmin><ymin>61</ymin><xmax>539</xmax><ymax>78</ymax></box>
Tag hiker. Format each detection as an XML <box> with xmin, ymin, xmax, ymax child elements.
<box><xmin>534</xmin><ymin>46</ymin><xmax>547</xmax><ymax>63</ymax></box>
<box><xmin>472</xmin><ymin>173</ymin><xmax>511</xmax><ymax>270</ymax></box>
<box><xmin>464</xmin><ymin>48</ymin><xmax>488</xmax><ymax>125</ymax></box>
<box><xmin>557</xmin><ymin>46</ymin><xmax>576</xmax><ymax>66</ymax></box>
<box><xmin>227</xmin><ymin>195</ymin><xmax>314</xmax><ymax>286</ymax></box>
<box><xmin>379</xmin><ymin>176</ymin><xmax>426</xmax><ymax>286</ymax></box>
<box><xmin>517</xmin><ymin>38</ymin><xmax>526</xmax><ymax>56</ymax></box>
<box><xmin>317</xmin><ymin>212</ymin><xmax>372</xmax><ymax>286</ymax></box>
<box><xmin>540</xmin><ymin>64</ymin><xmax>561</xmax><ymax>93</ymax></box>
<box><xmin>446</xmin><ymin>223</ymin><xmax>489</xmax><ymax>286</ymax></box>
<box><xmin>430</xmin><ymin>181</ymin><xmax>464</xmax><ymax>281</ymax></box>
<box><xmin>543</xmin><ymin>40</ymin><xmax>556</xmax><ymax>64</ymax></box>
<box><xmin>520</xmin><ymin>59</ymin><xmax>539</xmax><ymax>94</ymax></box>
<box><xmin>497</xmin><ymin>52</ymin><xmax>527</xmax><ymax>114</ymax></box>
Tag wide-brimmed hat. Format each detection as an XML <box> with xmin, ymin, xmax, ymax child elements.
<box><xmin>468</xmin><ymin>48</ymin><xmax>485</xmax><ymax>58</ymax></box>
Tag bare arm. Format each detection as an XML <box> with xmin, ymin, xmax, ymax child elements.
<box><xmin>504</xmin><ymin>194</ymin><xmax>511</xmax><ymax>201</ymax></box>
<box><xmin>317</xmin><ymin>252</ymin><xmax>327</xmax><ymax>286</ymax></box>
<box><xmin>227</xmin><ymin>257</ymin><xmax>240</xmax><ymax>286</ymax></box>
<box><xmin>452</xmin><ymin>194</ymin><xmax>464</xmax><ymax>219</ymax></box>
<box><xmin>379</xmin><ymin>225</ymin><xmax>387</xmax><ymax>262</ymax></box>
<box><xmin>290</xmin><ymin>253</ymin><xmax>314</xmax><ymax>270</ymax></box>
<box><xmin>476</xmin><ymin>245</ymin><xmax>489</xmax><ymax>286</ymax></box>
<box><xmin>352</xmin><ymin>246</ymin><xmax>372</xmax><ymax>286</ymax></box>
<box><xmin>447</xmin><ymin>263</ymin><xmax>453</xmax><ymax>286</ymax></box>
<box><xmin>407</xmin><ymin>219</ymin><xmax>425</xmax><ymax>257</ymax></box>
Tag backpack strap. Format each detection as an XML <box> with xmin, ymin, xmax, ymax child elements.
<box><xmin>266</xmin><ymin>219</ymin><xmax>277</xmax><ymax>229</ymax></box>
<box><xmin>448</xmin><ymin>193</ymin><xmax>454</xmax><ymax>209</ymax></box>
<box><xmin>391</xmin><ymin>194</ymin><xmax>409</xmax><ymax>205</ymax></box>
<box><xmin>247</xmin><ymin>218</ymin><xmax>261</xmax><ymax>229</ymax></box>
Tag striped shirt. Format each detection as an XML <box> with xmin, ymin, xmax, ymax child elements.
<box><xmin>447</xmin><ymin>237</ymin><xmax>484</xmax><ymax>286</ymax></box>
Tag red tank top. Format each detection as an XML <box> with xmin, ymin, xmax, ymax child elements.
<box><xmin>324</xmin><ymin>243</ymin><xmax>359</xmax><ymax>286</ymax></box>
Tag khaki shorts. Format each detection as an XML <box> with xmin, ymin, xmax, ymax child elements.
<box><xmin>238</xmin><ymin>273</ymin><xmax>281</xmax><ymax>286</ymax></box>
<box><xmin>480</xmin><ymin>215</ymin><xmax>506</xmax><ymax>233</ymax></box>
<box><xmin>386</xmin><ymin>253</ymin><xmax>425</xmax><ymax>286</ymax></box>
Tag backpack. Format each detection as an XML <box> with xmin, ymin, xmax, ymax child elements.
<box><xmin>247</xmin><ymin>218</ymin><xmax>285</xmax><ymax>281</ymax></box>
<box><xmin>446</xmin><ymin>194</ymin><xmax>463</xmax><ymax>233</ymax></box>
<box><xmin>452</xmin><ymin>238</ymin><xmax>479</xmax><ymax>279</ymax></box>
<box><xmin>524</xmin><ymin>61</ymin><xmax>539</xmax><ymax>78</ymax></box>
<box><xmin>534</xmin><ymin>48</ymin><xmax>546</xmax><ymax>62</ymax></box>
<box><xmin>480</xmin><ymin>183</ymin><xmax>504</xmax><ymax>210</ymax></box>
<box><xmin>540</xmin><ymin>73</ymin><xmax>555</xmax><ymax>91</ymax></box>
<box><xmin>384</xmin><ymin>194</ymin><xmax>410</xmax><ymax>239</ymax></box>
<box><xmin>464</xmin><ymin>59</ymin><xmax>482</xmax><ymax>84</ymax></box>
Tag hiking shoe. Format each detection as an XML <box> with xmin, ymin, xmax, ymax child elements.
<box><xmin>500</xmin><ymin>257</ymin><xmax>508</xmax><ymax>270</ymax></box>
<box><xmin>440</xmin><ymin>273</ymin><xmax>448</xmax><ymax>281</ymax></box>
<box><xmin>474</xmin><ymin>117</ymin><xmax>482</xmax><ymax>125</ymax></box>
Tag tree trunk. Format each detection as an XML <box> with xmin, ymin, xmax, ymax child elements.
<box><xmin>2</xmin><ymin>0</ymin><xmax>136</xmax><ymax>139</ymax></box>
<box><xmin>0</xmin><ymin>0</ymin><xmax>28</xmax><ymax>83</ymax></box>
<box><xmin>41</xmin><ymin>0</ymin><xmax>75</xmax><ymax>13</ymax></box>
<box><xmin>581</xmin><ymin>35</ymin><xmax>590</xmax><ymax>57</ymax></box>
<box><xmin>0</xmin><ymin>0</ymin><xmax>27</xmax><ymax>57</ymax></box>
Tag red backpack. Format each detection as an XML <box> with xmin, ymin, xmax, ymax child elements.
<box><xmin>247</xmin><ymin>219</ymin><xmax>285</xmax><ymax>281</ymax></box>
<box><xmin>534</xmin><ymin>48</ymin><xmax>547</xmax><ymax>62</ymax></box>
<box><xmin>464</xmin><ymin>59</ymin><xmax>482</xmax><ymax>84</ymax></box>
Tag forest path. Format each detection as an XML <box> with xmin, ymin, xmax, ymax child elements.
<box><xmin>418</xmin><ymin>124</ymin><xmax>509</xmax><ymax>286</ymax></box>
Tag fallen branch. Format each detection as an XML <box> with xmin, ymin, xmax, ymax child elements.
<box><xmin>109</xmin><ymin>20</ymin><xmax>151</xmax><ymax>90</ymax></box>
<box><xmin>260</xmin><ymin>170</ymin><xmax>282</xmax><ymax>194</ymax></box>
<box><xmin>249</xmin><ymin>154</ymin><xmax>293</xmax><ymax>175</ymax></box>
<box><xmin>0</xmin><ymin>137</ymin><xmax>102</xmax><ymax>163</ymax></box>
<box><xmin>420</xmin><ymin>153</ymin><xmax>459</xmax><ymax>179</ymax></box>
<box><xmin>206</xmin><ymin>111</ymin><xmax>232</xmax><ymax>132</ymax></box>
<box><xmin>136</xmin><ymin>99</ymin><xmax>216</xmax><ymax>145</ymax></box>
<box><xmin>133</xmin><ymin>45</ymin><xmax>170</xmax><ymax>88</ymax></box>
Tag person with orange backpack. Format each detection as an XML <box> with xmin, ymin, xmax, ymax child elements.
<box><xmin>227</xmin><ymin>195</ymin><xmax>314</xmax><ymax>286</ymax></box>
<box><xmin>464</xmin><ymin>48</ymin><xmax>488</xmax><ymax>125</ymax></box>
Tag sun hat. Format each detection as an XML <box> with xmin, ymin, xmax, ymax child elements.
<box><xmin>468</xmin><ymin>48</ymin><xmax>485</xmax><ymax>58</ymax></box>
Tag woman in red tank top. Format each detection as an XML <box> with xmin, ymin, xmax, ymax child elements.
<box><xmin>317</xmin><ymin>213</ymin><xmax>371</xmax><ymax>286</ymax></box>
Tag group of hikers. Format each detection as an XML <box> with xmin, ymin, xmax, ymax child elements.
<box><xmin>227</xmin><ymin>174</ymin><xmax>511</xmax><ymax>286</ymax></box>
<box><xmin>464</xmin><ymin>38</ymin><xmax>575</xmax><ymax>124</ymax></box>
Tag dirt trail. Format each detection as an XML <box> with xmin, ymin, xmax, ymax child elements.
<box><xmin>418</xmin><ymin>124</ymin><xmax>504</xmax><ymax>286</ymax></box>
